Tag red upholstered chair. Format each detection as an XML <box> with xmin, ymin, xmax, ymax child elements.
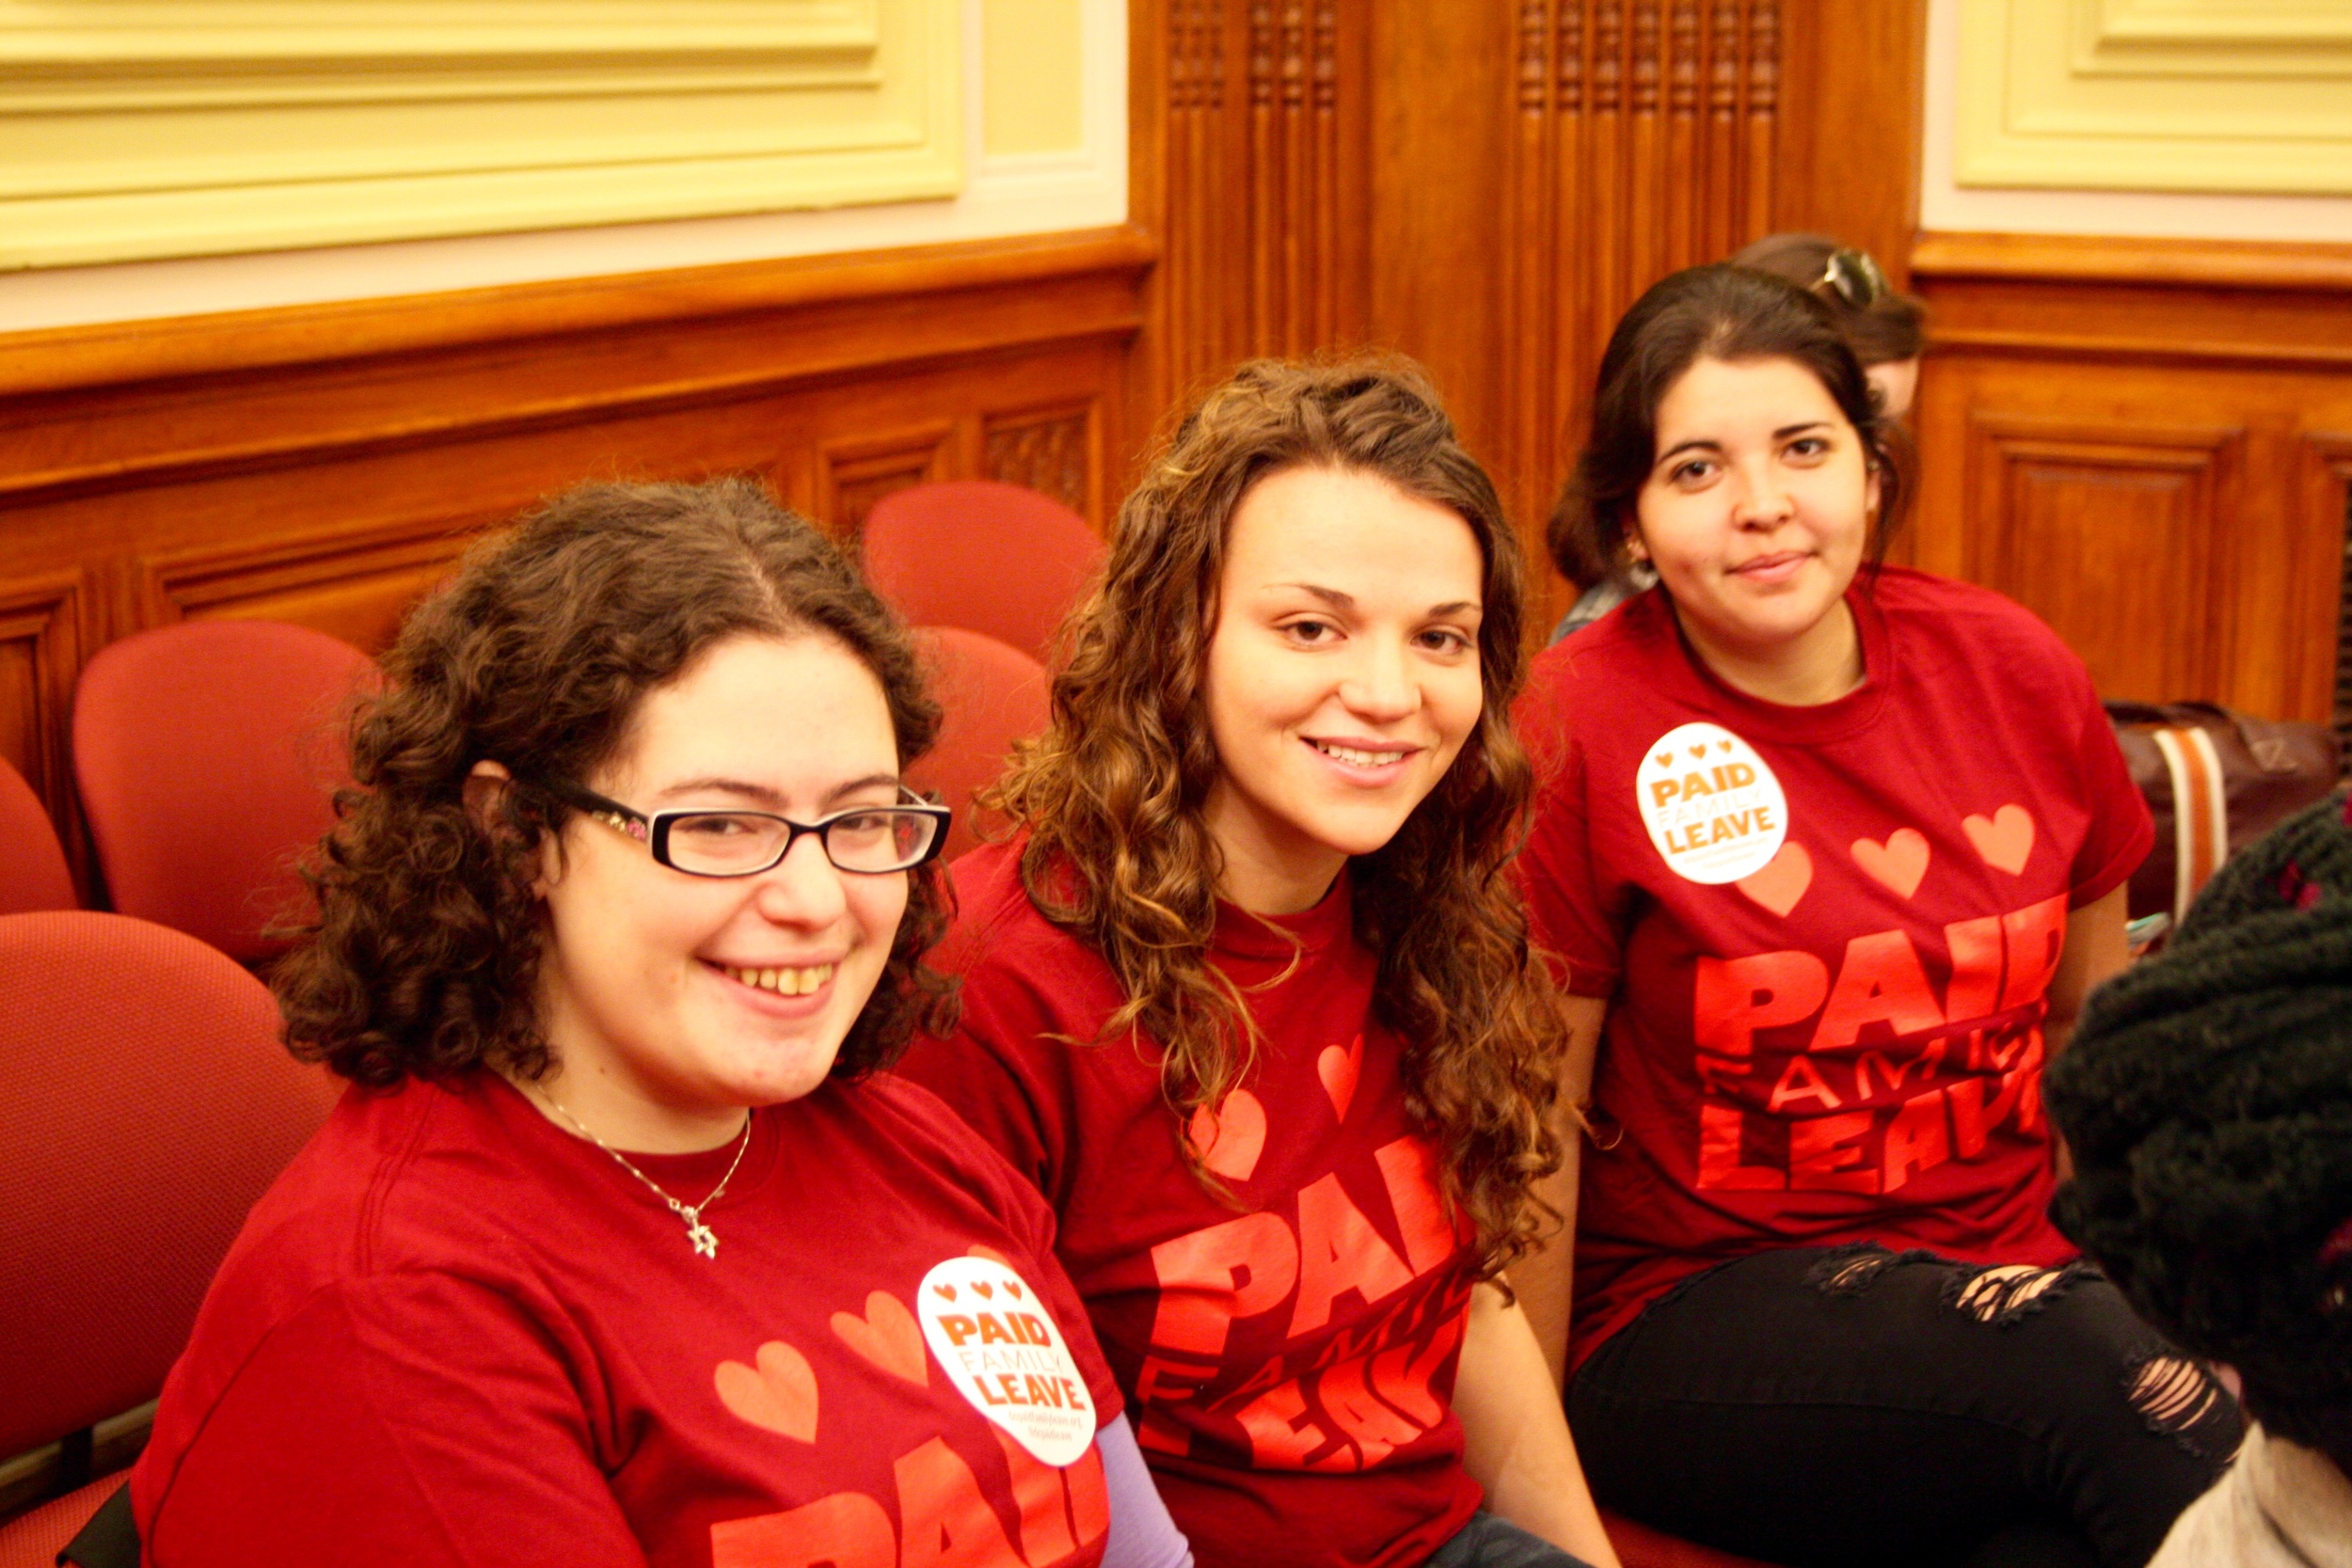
<box><xmin>72</xmin><ymin>620</ymin><xmax>374</xmax><ymax>963</ymax></box>
<box><xmin>1601</xmin><ymin>1509</ymin><xmax>1788</xmax><ymax>1568</ymax></box>
<box><xmin>861</xmin><ymin>481</ymin><xmax>1105</xmax><ymax>666</ymax></box>
<box><xmin>0</xmin><ymin>911</ymin><xmax>340</xmax><ymax>1564</ymax></box>
<box><xmin>904</xmin><ymin>626</ymin><xmax>1051</xmax><ymax>863</ymax></box>
<box><xmin>0</xmin><ymin>754</ymin><xmax>74</xmax><ymax>914</ymax></box>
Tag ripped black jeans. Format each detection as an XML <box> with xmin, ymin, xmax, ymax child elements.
<box><xmin>1566</xmin><ymin>1246</ymin><xmax>2240</xmax><ymax>1568</ymax></box>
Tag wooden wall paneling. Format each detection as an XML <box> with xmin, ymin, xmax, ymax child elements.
<box><xmin>135</xmin><ymin>515</ymin><xmax>495</xmax><ymax>655</ymax></box>
<box><xmin>0</xmin><ymin>570</ymin><xmax>90</xmax><ymax>885</ymax></box>
<box><xmin>1770</xmin><ymin>0</ymin><xmax>1923</xmax><ymax>284</ymax></box>
<box><xmin>0</xmin><ymin>232</ymin><xmax>1150</xmax><ymax>883</ymax></box>
<box><xmin>984</xmin><ymin>403</ymin><xmax>1099</xmax><ymax>519</ymax></box>
<box><xmin>1912</xmin><ymin>233</ymin><xmax>2352</xmax><ymax>722</ymax></box>
<box><xmin>1129</xmin><ymin>0</ymin><xmax>1371</xmax><ymax>448</ymax></box>
<box><xmin>1962</xmin><ymin>415</ymin><xmax>2244</xmax><ymax>705</ymax></box>
<box><xmin>818</xmin><ymin>420</ymin><xmax>959</xmax><ymax>538</ymax></box>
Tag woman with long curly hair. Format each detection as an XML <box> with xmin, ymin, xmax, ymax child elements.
<box><xmin>898</xmin><ymin>360</ymin><xmax>1619</xmax><ymax>1568</ymax></box>
<box><xmin>126</xmin><ymin>481</ymin><xmax>1190</xmax><ymax>1568</ymax></box>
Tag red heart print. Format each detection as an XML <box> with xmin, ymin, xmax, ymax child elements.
<box><xmin>1963</xmin><ymin>804</ymin><xmax>2035</xmax><ymax>875</ymax></box>
<box><xmin>1187</xmin><ymin>1087</ymin><xmax>1267</xmax><ymax>1181</ymax></box>
<box><xmin>1851</xmin><ymin>829</ymin><xmax>1931</xmax><ymax>898</ymax></box>
<box><xmin>714</xmin><ymin>1340</ymin><xmax>818</xmax><ymax>1443</ymax></box>
<box><xmin>830</xmin><ymin>1291</ymin><xmax>928</xmax><ymax>1386</ymax></box>
<box><xmin>1736</xmin><ymin>841</ymin><xmax>1812</xmax><ymax>917</ymax></box>
<box><xmin>1005</xmin><ymin>1280</ymin><xmax>1024</xmax><ymax>1300</ymax></box>
<box><xmin>1317</xmin><ymin>1036</ymin><xmax>1362</xmax><ymax>1122</ymax></box>
<box><xmin>973</xmin><ymin>1281</ymin><xmax>994</xmax><ymax>1300</ymax></box>
<box><xmin>933</xmin><ymin>1283</ymin><xmax>958</xmax><ymax>1301</ymax></box>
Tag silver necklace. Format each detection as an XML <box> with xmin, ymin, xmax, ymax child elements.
<box><xmin>540</xmin><ymin>1097</ymin><xmax>753</xmax><ymax>1259</ymax></box>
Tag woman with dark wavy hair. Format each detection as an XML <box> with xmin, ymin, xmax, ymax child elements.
<box><xmin>127</xmin><ymin>480</ymin><xmax>1190</xmax><ymax>1568</ymax></box>
<box><xmin>1518</xmin><ymin>266</ymin><xmax>2234</xmax><ymax>1565</ymax></box>
<box><xmin>899</xmin><ymin>360</ymin><xmax>1620</xmax><ymax>1568</ymax></box>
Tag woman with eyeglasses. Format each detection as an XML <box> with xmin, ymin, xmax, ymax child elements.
<box><xmin>1514</xmin><ymin>266</ymin><xmax>2235</xmax><ymax>1566</ymax></box>
<box><xmin>124</xmin><ymin>481</ymin><xmax>1191</xmax><ymax>1568</ymax></box>
<box><xmin>899</xmin><ymin>360</ymin><xmax>1621</xmax><ymax>1568</ymax></box>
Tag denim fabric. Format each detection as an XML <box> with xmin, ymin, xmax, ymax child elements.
<box><xmin>1566</xmin><ymin>1245</ymin><xmax>2240</xmax><ymax>1568</ymax></box>
<box><xmin>1424</xmin><ymin>1512</ymin><xmax>1596</xmax><ymax>1568</ymax></box>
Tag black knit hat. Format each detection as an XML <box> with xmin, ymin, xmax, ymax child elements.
<box><xmin>2049</xmin><ymin>789</ymin><xmax>2352</xmax><ymax>1462</ymax></box>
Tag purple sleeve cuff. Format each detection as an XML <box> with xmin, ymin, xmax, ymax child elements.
<box><xmin>1096</xmin><ymin>1416</ymin><xmax>1193</xmax><ymax>1568</ymax></box>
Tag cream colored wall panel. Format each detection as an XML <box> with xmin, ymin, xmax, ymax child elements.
<box><xmin>0</xmin><ymin>0</ymin><xmax>961</xmax><ymax>267</ymax></box>
<box><xmin>1958</xmin><ymin>0</ymin><xmax>2352</xmax><ymax>196</ymax></box>
<box><xmin>981</xmin><ymin>0</ymin><xmax>1083</xmax><ymax>154</ymax></box>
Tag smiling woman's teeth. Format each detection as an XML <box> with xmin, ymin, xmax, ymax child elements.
<box><xmin>720</xmin><ymin>963</ymin><xmax>835</xmax><ymax>996</ymax></box>
<box><xmin>1312</xmin><ymin>740</ymin><xmax>1395</xmax><ymax>767</ymax></box>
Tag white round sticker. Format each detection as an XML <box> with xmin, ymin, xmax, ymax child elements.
<box><xmin>918</xmin><ymin>1256</ymin><xmax>1095</xmax><ymax>1465</ymax></box>
<box><xmin>1635</xmin><ymin>722</ymin><xmax>1788</xmax><ymax>884</ymax></box>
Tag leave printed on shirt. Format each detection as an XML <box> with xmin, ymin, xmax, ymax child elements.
<box><xmin>1128</xmin><ymin>1113</ymin><xmax>1473</xmax><ymax>1478</ymax></box>
<box><xmin>709</xmin><ymin>1258</ymin><xmax>1108</xmax><ymax>1568</ymax></box>
<box><xmin>1692</xmin><ymin>860</ymin><xmax>2064</xmax><ymax>1198</ymax></box>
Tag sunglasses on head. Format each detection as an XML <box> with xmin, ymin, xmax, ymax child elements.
<box><xmin>1816</xmin><ymin>247</ymin><xmax>1889</xmax><ymax>310</ymax></box>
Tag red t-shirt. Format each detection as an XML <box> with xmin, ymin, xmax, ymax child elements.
<box><xmin>1517</xmin><ymin>570</ymin><xmax>2153</xmax><ymax>1372</ymax></box>
<box><xmin>897</xmin><ymin>843</ymin><xmax>1483</xmax><ymax>1568</ymax></box>
<box><xmin>132</xmin><ymin>1070</ymin><xmax>1122</xmax><ymax>1568</ymax></box>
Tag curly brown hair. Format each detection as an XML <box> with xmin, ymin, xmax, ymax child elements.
<box><xmin>991</xmin><ymin>357</ymin><xmax>1566</xmax><ymax>1279</ymax></box>
<box><xmin>276</xmin><ymin>478</ymin><xmax>957</xmax><ymax>1088</ymax></box>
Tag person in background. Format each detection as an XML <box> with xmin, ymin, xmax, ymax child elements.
<box><xmin>2050</xmin><ymin>790</ymin><xmax>2352</xmax><ymax>1568</ymax></box>
<box><xmin>125</xmin><ymin>481</ymin><xmax>1188</xmax><ymax>1568</ymax></box>
<box><xmin>899</xmin><ymin>359</ymin><xmax>1622</xmax><ymax>1568</ymax></box>
<box><xmin>1516</xmin><ymin>265</ymin><xmax>2236</xmax><ymax>1566</ymax></box>
<box><xmin>1550</xmin><ymin>234</ymin><xmax>1926</xmax><ymax>643</ymax></box>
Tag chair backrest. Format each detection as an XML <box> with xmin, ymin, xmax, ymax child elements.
<box><xmin>0</xmin><ymin>754</ymin><xmax>75</xmax><ymax>914</ymax></box>
<box><xmin>72</xmin><ymin>620</ymin><xmax>375</xmax><ymax>962</ymax></box>
<box><xmin>0</xmin><ymin>911</ymin><xmax>340</xmax><ymax>1461</ymax></box>
<box><xmin>861</xmin><ymin>481</ymin><xmax>1105</xmax><ymax>666</ymax></box>
<box><xmin>904</xmin><ymin>627</ymin><xmax>1051</xmax><ymax>863</ymax></box>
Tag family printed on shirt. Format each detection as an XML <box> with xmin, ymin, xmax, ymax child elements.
<box><xmin>119</xmin><ymin>246</ymin><xmax>2319</xmax><ymax>1568</ymax></box>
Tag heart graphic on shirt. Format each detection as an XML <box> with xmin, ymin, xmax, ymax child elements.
<box><xmin>1688</xmin><ymin>744</ymin><xmax>1708</xmax><ymax>760</ymax></box>
<box><xmin>973</xmin><ymin>1281</ymin><xmax>994</xmax><ymax>1300</ymax></box>
<box><xmin>1004</xmin><ymin>1280</ymin><xmax>1024</xmax><ymax>1300</ymax></box>
<box><xmin>1964</xmin><ymin>804</ymin><xmax>2036</xmax><ymax>874</ymax></box>
<box><xmin>1735</xmin><ymin>841</ymin><xmax>1812</xmax><ymax>917</ymax></box>
<box><xmin>714</xmin><ymin>1340</ymin><xmax>818</xmax><ymax>1443</ymax></box>
<box><xmin>967</xmin><ymin>1244</ymin><xmax>1010</xmax><ymax>1266</ymax></box>
<box><xmin>1851</xmin><ymin>829</ymin><xmax>1931</xmax><ymax>898</ymax></box>
<box><xmin>933</xmin><ymin>1283</ymin><xmax>958</xmax><ymax>1301</ymax></box>
<box><xmin>1187</xmin><ymin>1087</ymin><xmax>1267</xmax><ymax>1182</ymax></box>
<box><xmin>1318</xmin><ymin>1036</ymin><xmax>1362</xmax><ymax>1122</ymax></box>
<box><xmin>831</xmin><ymin>1291</ymin><xmax>929</xmax><ymax>1387</ymax></box>
<box><xmin>1654</xmin><ymin>752</ymin><xmax>1674</xmax><ymax>769</ymax></box>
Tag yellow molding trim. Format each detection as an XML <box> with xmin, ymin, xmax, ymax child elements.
<box><xmin>1957</xmin><ymin>0</ymin><xmax>2352</xmax><ymax>197</ymax></box>
<box><xmin>0</xmin><ymin>0</ymin><xmax>961</xmax><ymax>268</ymax></box>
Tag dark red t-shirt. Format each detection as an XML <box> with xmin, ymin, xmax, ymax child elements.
<box><xmin>132</xmin><ymin>1071</ymin><xmax>1121</xmax><ymax>1568</ymax></box>
<box><xmin>1516</xmin><ymin>570</ymin><xmax>2153</xmax><ymax>1372</ymax></box>
<box><xmin>898</xmin><ymin>843</ymin><xmax>1483</xmax><ymax>1568</ymax></box>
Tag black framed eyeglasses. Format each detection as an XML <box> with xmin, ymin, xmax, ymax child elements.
<box><xmin>543</xmin><ymin>778</ymin><xmax>950</xmax><ymax>877</ymax></box>
<box><xmin>1817</xmin><ymin>247</ymin><xmax>1889</xmax><ymax>310</ymax></box>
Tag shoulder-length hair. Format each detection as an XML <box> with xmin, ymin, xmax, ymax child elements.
<box><xmin>1546</xmin><ymin>262</ymin><xmax>1917</xmax><ymax>588</ymax></box>
<box><xmin>276</xmin><ymin>478</ymin><xmax>957</xmax><ymax>1088</ymax></box>
<box><xmin>993</xmin><ymin>357</ymin><xmax>1565</xmax><ymax>1279</ymax></box>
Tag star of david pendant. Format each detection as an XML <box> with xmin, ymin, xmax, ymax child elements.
<box><xmin>686</xmin><ymin>1218</ymin><xmax>719</xmax><ymax>1258</ymax></box>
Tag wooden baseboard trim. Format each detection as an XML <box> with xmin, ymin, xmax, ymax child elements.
<box><xmin>0</xmin><ymin>226</ymin><xmax>1161</xmax><ymax>397</ymax></box>
<box><xmin>1912</xmin><ymin>231</ymin><xmax>2352</xmax><ymax>293</ymax></box>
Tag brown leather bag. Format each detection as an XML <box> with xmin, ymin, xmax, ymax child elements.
<box><xmin>2106</xmin><ymin>701</ymin><xmax>2343</xmax><ymax>927</ymax></box>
